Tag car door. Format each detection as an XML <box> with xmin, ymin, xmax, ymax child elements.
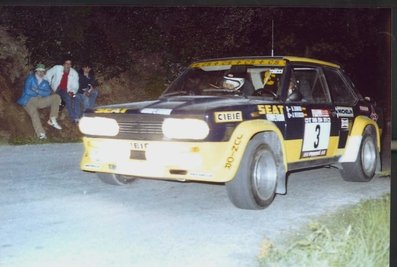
<box><xmin>322</xmin><ymin>67</ymin><xmax>358</xmax><ymax>150</ymax></box>
<box><xmin>283</xmin><ymin>64</ymin><xmax>339</xmax><ymax>166</ymax></box>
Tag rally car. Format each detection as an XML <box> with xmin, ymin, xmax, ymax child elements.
<box><xmin>79</xmin><ymin>56</ymin><xmax>382</xmax><ymax>210</ymax></box>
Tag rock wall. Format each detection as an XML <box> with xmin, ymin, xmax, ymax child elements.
<box><xmin>0</xmin><ymin>26</ymin><xmax>32</xmax><ymax>141</ymax></box>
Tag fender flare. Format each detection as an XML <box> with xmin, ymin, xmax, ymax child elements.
<box><xmin>229</xmin><ymin>119</ymin><xmax>288</xmax><ymax>194</ymax></box>
<box><xmin>339</xmin><ymin>116</ymin><xmax>381</xmax><ymax>163</ymax></box>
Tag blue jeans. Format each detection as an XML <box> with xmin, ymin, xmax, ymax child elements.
<box><xmin>57</xmin><ymin>89</ymin><xmax>78</xmax><ymax>121</ymax></box>
<box><xmin>75</xmin><ymin>89</ymin><xmax>99</xmax><ymax>119</ymax></box>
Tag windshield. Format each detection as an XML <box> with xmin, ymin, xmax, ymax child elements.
<box><xmin>161</xmin><ymin>64</ymin><xmax>284</xmax><ymax>98</ymax></box>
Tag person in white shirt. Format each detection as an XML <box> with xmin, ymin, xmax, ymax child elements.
<box><xmin>45</xmin><ymin>55</ymin><xmax>79</xmax><ymax>122</ymax></box>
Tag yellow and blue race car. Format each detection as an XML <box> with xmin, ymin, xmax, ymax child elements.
<box><xmin>79</xmin><ymin>56</ymin><xmax>382</xmax><ymax>210</ymax></box>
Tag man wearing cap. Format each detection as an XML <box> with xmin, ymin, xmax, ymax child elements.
<box><xmin>17</xmin><ymin>63</ymin><xmax>62</xmax><ymax>140</ymax></box>
<box><xmin>45</xmin><ymin>55</ymin><xmax>79</xmax><ymax>122</ymax></box>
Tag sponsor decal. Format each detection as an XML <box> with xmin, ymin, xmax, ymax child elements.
<box><xmin>214</xmin><ymin>111</ymin><xmax>243</xmax><ymax>123</ymax></box>
<box><xmin>286</xmin><ymin>106</ymin><xmax>307</xmax><ymax>118</ymax></box>
<box><xmin>305</xmin><ymin>117</ymin><xmax>331</xmax><ymax>123</ymax></box>
<box><xmin>311</xmin><ymin>109</ymin><xmax>330</xmax><ymax>117</ymax></box>
<box><xmin>270</xmin><ymin>68</ymin><xmax>283</xmax><ymax>74</ymax></box>
<box><xmin>190</xmin><ymin>59</ymin><xmax>286</xmax><ymax>68</ymax></box>
<box><xmin>301</xmin><ymin>149</ymin><xmax>327</xmax><ymax>158</ymax></box>
<box><xmin>257</xmin><ymin>104</ymin><xmax>285</xmax><ymax>121</ymax></box>
<box><xmin>95</xmin><ymin>108</ymin><xmax>127</xmax><ymax>113</ymax></box>
<box><xmin>188</xmin><ymin>171</ymin><xmax>214</xmax><ymax>178</ymax></box>
<box><xmin>130</xmin><ymin>142</ymin><xmax>148</xmax><ymax>151</ymax></box>
<box><xmin>359</xmin><ymin>106</ymin><xmax>370</xmax><ymax>112</ymax></box>
<box><xmin>341</xmin><ymin>118</ymin><xmax>349</xmax><ymax>129</ymax></box>
<box><xmin>140</xmin><ymin>108</ymin><xmax>172</xmax><ymax>115</ymax></box>
<box><xmin>335</xmin><ymin>106</ymin><xmax>354</xmax><ymax>117</ymax></box>
<box><xmin>225</xmin><ymin>134</ymin><xmax>243</xmax><ymax>169</ymax></box>
<box><xmin>84</xmin><ymin>163</ymin><xmax>101</xmax><ymax>168</ymax></box>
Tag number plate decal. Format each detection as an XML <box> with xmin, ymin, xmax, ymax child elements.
<box><xmin>301</xmin><ymin>117</ymin><xmax>331</xmax><ymax>158</ymax></box>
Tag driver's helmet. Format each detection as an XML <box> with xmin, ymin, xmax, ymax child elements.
<box><xmin>223</xmin><ymin>73</ymin><xmax>245</xmax><ymax>90</ymax></box>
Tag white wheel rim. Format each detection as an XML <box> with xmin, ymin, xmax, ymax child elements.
<box><xmin>253</xmin><ymin>149</ymin><xmax>277</xmax><ymax>201</ymax></box>
<box><xmin>361</xmin><ymin>137</ymin><xmax>376</xmax><ymax>176</ymax></box>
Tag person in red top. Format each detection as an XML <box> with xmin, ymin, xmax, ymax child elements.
<box><xmin>45</xmin><ymin>55</ymin><xmax>79</xmax><ymax>122</ymax></box>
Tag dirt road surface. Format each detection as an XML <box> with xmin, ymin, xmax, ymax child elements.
<box><xmin>0</xmin><ymin>143</ymin><xmax>390</xmax><ymax>267</ymax></box>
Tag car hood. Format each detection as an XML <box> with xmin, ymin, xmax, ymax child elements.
<box><xmin>94</xmin><ymin>96</ymin><xmax>275</xmax><ymax>115</ymax></box>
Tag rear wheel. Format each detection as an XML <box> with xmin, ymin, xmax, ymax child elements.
<box><xmin>340</xmin><ymin>127</ymin><xmax>378</xmax><ymax>182</ymax></box>
<box><xmin>226</xmin><ymin>133</ymin><xmax>284</xmax><ymax>210</ymax></box>
<box><xmin>97</xmin><ymin>173</ymin><xmax>137</xmax><ymax>185</ymax></box>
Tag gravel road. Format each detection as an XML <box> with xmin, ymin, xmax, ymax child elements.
<box><xmin>0</xmin><ymin>143</ymin><xmax>390</xmax><ymax>267</ymax></box>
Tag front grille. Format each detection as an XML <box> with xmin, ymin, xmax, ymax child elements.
<box><xmin>118</xmin><ymin>121</ymin><xmax>163</xmax><ymax>135</ymax></box>
<box><xmin>116</xmin><ymin>115</ymin><xmax>164</xmax><ymax>140</ymax></box>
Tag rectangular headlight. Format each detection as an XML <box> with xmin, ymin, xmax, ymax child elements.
<box><xmin>79</xmin><ymin>117</ymin><xmax>119</xmax><ymax>136</ymax></box>
<box><xmin>162</xmin><ymin>118</ymin><xmax>209</xmax><ymax>140</ymax></box>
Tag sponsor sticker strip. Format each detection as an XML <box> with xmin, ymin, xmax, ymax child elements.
<box><xmin>141</xmin><ymin>108</ymin><xmax>172</xmax><ymax>115</ymax></box>
<box><xmin>286</xmin><ymin>106</ymin><xmax>307</xmax><ymax>118</ymax></box>
<box><xmin>191</xmin><ymin>59</ymin><xmax>286</xmax><ymax>68</ymax></box>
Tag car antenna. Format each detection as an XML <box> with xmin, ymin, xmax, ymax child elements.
<box><xmin>271</xmin><ymin>19</ymin><xmax>275</xmax><ymax>57</ymax></box>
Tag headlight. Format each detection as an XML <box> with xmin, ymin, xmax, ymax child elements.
<box><xmin>162</xmin><ymin>118</ymin><xmax>209</xmax><ymax>140</ymax></box>
<box><xmin>79</xmin><ymin>117</ymin><xmax>119</xmax><ymax>136</ymax></box>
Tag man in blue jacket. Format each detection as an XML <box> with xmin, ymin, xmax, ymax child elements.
<box><xmin>17</xmin><ymin>64</ymin><xmax>62</xmax><ymax>140</ymax></box>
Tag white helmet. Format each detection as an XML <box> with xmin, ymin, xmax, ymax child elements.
<box><xmin>223</xmin><ymin>73</ymin><xmax>245</xmax><ymax>90</ymax></box>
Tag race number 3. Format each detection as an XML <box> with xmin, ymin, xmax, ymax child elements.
<box><xmin>302</xmin><ymin>118</ymin><xmax>331</xmax><ymax>153</ymax></box>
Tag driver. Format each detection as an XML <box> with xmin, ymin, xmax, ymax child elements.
<box><xmin>222</xmin><ymin>72</ymin><xmax>254</xmax><ymax>96</ymax></box>
<box><xmin>222</xmin><ymin>73</ymin><xmax>245</xmax><ymax>91</ymax></box>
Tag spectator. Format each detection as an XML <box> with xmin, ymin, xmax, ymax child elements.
<box><xmin>75</xmin><ymin>63</ymin><xmax>99</xmax><ymax>120</ymax></box>
<box><xmin>45</xmin><ymin>55</ymin><xmax>79</xmax><ymax>123</ymax></box>
<box><xmin>17</xmin><ymin>64</ymin><xmax>62</xmax><ymax>140</ymax></box>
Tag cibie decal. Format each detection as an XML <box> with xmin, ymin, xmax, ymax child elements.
<box><xmin>311</xmin><ymin>109</ymin><xmax>329</xmax><ymax>117</ymax></box>
<box><xmin>140</xmin><ymin>108</ymin><xmax>172</xmax><ymax>115</ymax></box>
<box><xmin>335</xmin><ymin>106</ymin><xmax>354</xmax><ymax>118</ymax></box>
<box><xmin>286</xmin><ymin>106</ymin><xmax>307</xmax><ymax>118</ymax></box>
<box><xmin>214</xmin><ymin>111</ymin><xmax>243</xmax><ymax>123</ymax></box>
<box><xmin>257</xmin><ymin>105</ymin><xmax>285</xmax><ymax>121</ymax></box>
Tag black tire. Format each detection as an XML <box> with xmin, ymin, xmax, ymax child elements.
<box><xmin>340</xmin><ymin>127</ymin><xmax>378</xmax><ymax>182</ymax></box>
<box><xmin>226</xmin><ymin>133</ymin><xmax>284</xmax><ymax>210</ymax></box>
<box><xmin>97</xmin><ymin>173</ymin><xmax>137</xmax><ymax>186</ymax></box>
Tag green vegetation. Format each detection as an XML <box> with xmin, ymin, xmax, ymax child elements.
<box><xmin>259</xmin><ymin>194</ymin><xmax>390</xmax><ymax>267</ymax></box>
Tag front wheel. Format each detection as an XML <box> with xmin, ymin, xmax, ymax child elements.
<box><xmin>340</xmin><ymin>127</ymin><xmax>378</xmax><ymax>182</ymax></box>
<box><xmin>97</xmin><ymin>173</ymin><xmax>137</xmax><ymax>186</ymax></box>
<box><xmin>226</xmin><ymin>133</ymin><xmax>284</xmax><ymax>210</ymax></box>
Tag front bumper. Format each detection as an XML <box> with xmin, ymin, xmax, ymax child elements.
<box><xmin>80</xmin><ymin>136</ymin><xmax>245</xmax><ymax>183</ymax></box>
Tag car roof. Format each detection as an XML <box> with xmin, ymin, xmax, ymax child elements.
<box><xmin>190</xmin><ymin>56</ymin><xmax>340</xmax><ymax>69</ymax></box>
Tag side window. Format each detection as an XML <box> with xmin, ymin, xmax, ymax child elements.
<box><xmin>323</xmin><ymin>68</ymin><xmax>357</xmax><ymax>105</ymax></box>
<box><xmin>289</xmin><ymin>67</ymin><xmax>330</xmax><ymax>103</ymax></box>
